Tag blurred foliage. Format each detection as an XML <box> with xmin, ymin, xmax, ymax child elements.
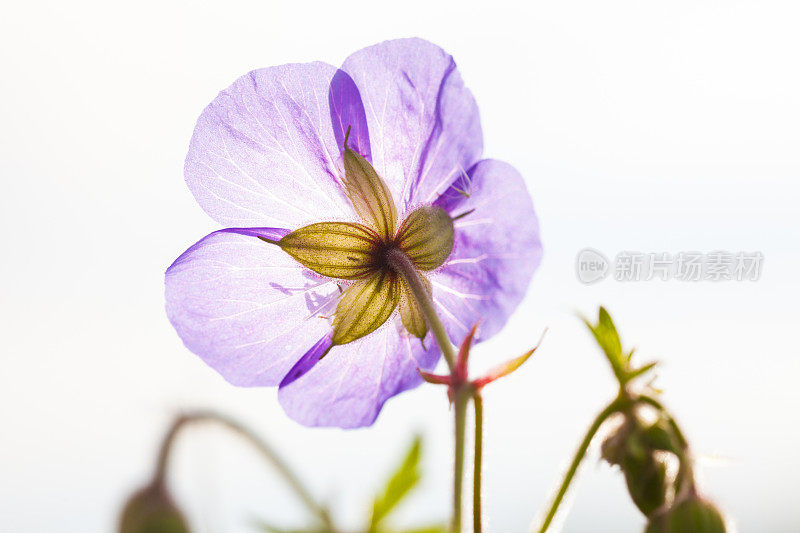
<box><xmin>584</xmin><ymin>307</ymin><xmax>657</xmax><ymax>387</ymax></box>
<box><xmin>368</xmin><ymin>435</ymin><xmax>423</xmax><ymax>531</ymax></box>
<box><xmin>255</xmin><ymin>435</ymin><xmax>445</xmax><ymax>533</ymax></box>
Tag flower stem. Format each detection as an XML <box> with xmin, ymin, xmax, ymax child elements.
<box><xmin>386</xmin><ymin>248</ymin><xmax>465</xmax><ymax>531</ymax></box>
<box><xmin>153</xmin><ymin>410</ymin><xmax>333</xmax><ymax>530</ymax></box>
<box><xmin>473</xmin><ymin>393</ymin><xmax>484</xmax><ymax>533</ymax></box>
<box><xmin>452</xmin><ymin>387</ymin><xmax>469</xmax><ymax>533</ymax></box>
<box><xmin>386</xmin><ymin>248</ymin><xmax>457</xmax><ymax>371</ymax></box>
<box><xmin>536</xmin><ymin>399</ymin><xmax>623</xmax><ymax>533</ymax></box>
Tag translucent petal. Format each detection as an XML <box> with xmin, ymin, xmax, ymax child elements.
<box><xmin>332</xmin><ymin>270</ymin><xmax>399</xmax><ymax>344</ymax></box>
<box><xmin>431</xmin><ymin>159</ymin><xmax>542</xmax><ymax>342</ymax></box>
<box><xmin>395</xmin><ymin>206</ymin><xmax>454</xmax><ymax>271</ymax></box>
<box><xmin>341</xmin><ymin>38</ymin><xmax>483</xmax><ymax>210</ymax></box>
<box><xmin>342</xmin><ymin>141</ymin><xmax>397</xmax><ymax>239</ymax></box>
<box><xmin>277</xmin><ymin>222</ymin><xmax>379</xmax><ymax>280</ymax></box>
<box><xmin>278</xmin><ymin>319</ymin><xmax>440</xmax><ymax>428</ymax></box>
<box><xmin>185</xmin><ymin>63</ymin><xmax>359</xmax><ymax>228</ymax></box>
<box><xmin>164</xmin><ymin>228</ymin><xmax>339</xmax><ymax>386</ymax></box>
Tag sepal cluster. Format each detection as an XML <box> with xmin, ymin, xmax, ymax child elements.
<box><xmin>419</xmin><ymin>323</ymin><xmax>544</xmax><ymax>401</ymax></box>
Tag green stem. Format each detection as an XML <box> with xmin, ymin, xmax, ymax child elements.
<box><xmin>386</xmin><ymin>248</ymin><xmax>457</xmax><ymax>372</ymax></box>
<box><xmin>536</xmin><ymin>399</ymin><xmax>623</xmax><ymax>533</ymax></box>
<box><xmin>386</xmin><ymin>248</ymin><xmax>465</xmax><ymax>531</ymax></box>
<box><xmin>153</xmin><ymin>410</ymin><xmax>333</xmax><ymax>530</ymax></box>
<box><xmin>473</xmin><ymin>394</ymin><xmax>484</xmax><ymax>533</ymax></box>
<box><xmin>452</xmin><ymin>387</ymin><xmax>469</xmax><ymax>533</ymax></box>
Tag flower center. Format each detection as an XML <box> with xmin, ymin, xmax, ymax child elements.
<box><xmin>259</xmin><ymin>129</ymin><xmax>456</xmax><ymax>346</ymax></box>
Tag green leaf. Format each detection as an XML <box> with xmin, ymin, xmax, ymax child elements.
<box><xmin>585</xmin><ymin>307</ymin><xmax>659</xmax><ymax>386</ymax></box>
<box><xmin>626</xmin><ymin>362</ymin><xmax>658</xmax><ymax>382</ymax></box>
<box><xmin>584</xmin><ymin>306</ymin><xmax>626</xmax><ymax>383</ymax></box>
<box><xmin>369</xmin><ymin>436</ymin><xmax>423</xmax><ymax>531</ymax></box>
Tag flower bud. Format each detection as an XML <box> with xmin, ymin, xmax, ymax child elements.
<box><xmin>645</xmin><ymin>496</ymin><xmax>727</xmax><ymax>533</ymax></box>
<box><xmin>600</xmin><ymin>420</ymin><xmax>631</xmax><ymax>466</ymax></box>
<box><xmin>118</xmin><ymin>483</ymin><xmax>190</xmax><ymax>533</ymax></box>
<box><xmin>641</xmin><ymin>417</ymin><xmax>681</xmax><ymax>455</ymax></box>
<box><xmin>622</xmin><ymin>452</ymin><xmax>668</xmax><ymax>516</ymax></box>
<box><xmin>601</xmin><ymin>418</ymin><xmax>670</xmax><ymax>516</ymax></box>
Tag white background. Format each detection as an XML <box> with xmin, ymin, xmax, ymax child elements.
<box><xmin>2</xmin><ymin>1</ymin><xmax>799</xmax><ymax>531</ymax></box>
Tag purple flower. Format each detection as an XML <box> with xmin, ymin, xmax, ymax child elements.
<box><xmin>165</xmin><ymin>38</ymin><xmax>542</xmax><ymax>428</ymax></box>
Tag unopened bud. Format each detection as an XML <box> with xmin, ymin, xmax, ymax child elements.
<box><xmin>622</xmin><ymin>452</ymin><xmax>668</xmax><ymax>516</ymax></box>
<box><xmin>641</xmin><ymin>417</ymin><xmax>681</xmax><ymax>455</ymax></box>
<box><xmin>601</xmin><ymin>418</ymin><xmax>670</xmax><ymax>516</ymax></box>
<box><xmin>645</xmin><ymin>496</ymin><xmax>726</xmax><ymax>533</ymax></box>
<box><xmin>119</xmin><ymin>483</ymin><xmax>190</xmax><ymax>533</ymax></box>
<box><xmin>600</xmin><ymin>419</ymin><xmax>631</xmax><ymax>466</ymax></box>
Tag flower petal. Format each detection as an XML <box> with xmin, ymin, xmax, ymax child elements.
<box><xmin>430</xmin><ymin>159</ymin><xmax>542</xmax><ymax>342</ymax></box>
<box><xmin>185</xmin><ymin>63</ymin><xmax>367</xmax><ymax>228</ymax></box>
<box><xmin>279</xmin><ymin>319</ymin><xmax>440</xmax><ymax>428</ymax></box>
<box><xmin>165</xmin><ymin>228</ymin><xmax>340</xmax><ymax>386</ymax></box>
<box><xmin>332</xmin><ymin>271</ymin><xmax>399</xmax><ymax>345</ymax></box>
<box><xmin>341</xmin><ymin>38</ymin><xmax>483</xmax><ymax>211</ymax></box>
<box><xmin>277</xmin><ymin>222</ymin><xmax>379</xmax><ymax>279</ymax></box>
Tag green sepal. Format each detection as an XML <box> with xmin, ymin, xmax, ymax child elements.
<box><xmin>395</xmin><ymin>206</ymin><xmax>454</xmax><ymax>271</ymax></box>
<box><xmin>332</xmin><ymin>270</ymin><xmax>399</xmax><ymax>345</ymax></box>
<box><xmin>342</xmin><ymin>133</ymin><xmax>397</xmax><ymax>239</ymax></box>
<box><xmin>398</xmin><ymin>274</ymin><xmax>432</xmax><ymax>339</ymax></box>
<box><xmin>275</xmin><ymin>222</ymin><xmax>379</xmax><ymax>280</ymax></box>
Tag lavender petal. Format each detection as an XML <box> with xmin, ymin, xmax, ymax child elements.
<box><xmin>185</xmin><ymin>62</ymin><xmax>357</xmax><ymax>228</ymax></box>
<box><xmin>165</xmin><ymin>228</ymin><xmax>340</xmax><ymax>386</ymax></box>
<box><xmin>431</xmin><ymin>159</ymin><xmax>542</xmax><ymax>343</ymax></box>
<box><xmin>341</xmin><ymin>38</ymin><xmax>483</xmax><ymax>212</ymax></box>
<box><xmin>278</xmin><ymin>320</ymin><xmax>440</xmax><ymax>428</ymax></box>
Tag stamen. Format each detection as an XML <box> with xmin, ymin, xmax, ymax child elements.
<box><xmin>452</xmin><ymin>209</ymin><xmax>475</xmax><ymax>221</ymax></box>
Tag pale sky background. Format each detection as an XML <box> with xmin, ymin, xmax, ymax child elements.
<box><xmin>1</xmin><ymin>1</ymin><xmax>799</xmax><ymax>531</ymax></box>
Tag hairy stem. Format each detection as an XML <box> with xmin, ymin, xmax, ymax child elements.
<box><xmin>386</xmin><ymin>248</ymin><xmax>466</xmax><ymax>531</ymax></box>
<box><xmin>536</xmin><ymin>399</ymin><xmax>623</xmax><ymax>533</ymax></box>
<box><xmin>153</xmin><ymin>410</ymin><xmax>333</xmax><ymax>529</ymax></box>
<box><xmin>452</xmin><ymin>387</ymin><xmax>469</xmax><ymax>533</ymax></box>
<box><xmin>386</xmin><ymin>248</ymin><xmax>457</xmax><ymax>371</ymax></box>
<box><xmin>473</xmin><ymin>394</ymin><xmax>484</xmax><ymax>533</ymax></box>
